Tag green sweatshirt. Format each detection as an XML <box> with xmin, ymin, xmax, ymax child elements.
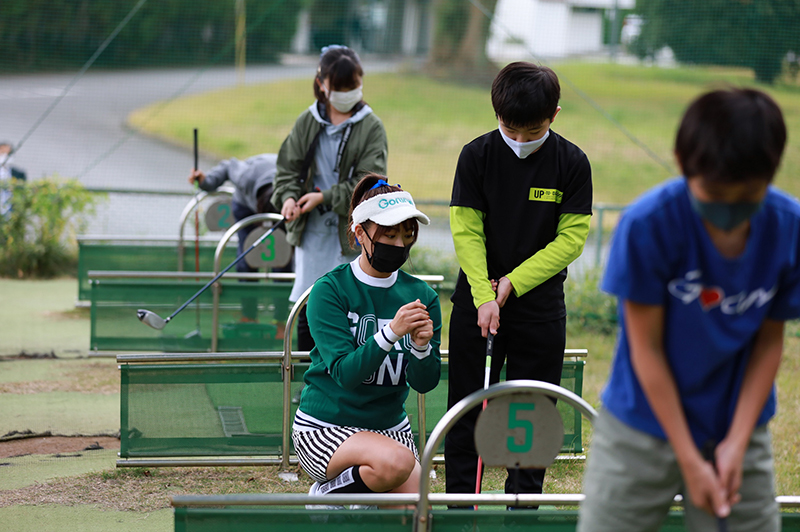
<box><xmin>300</xmin><ymin>260</ymin><xmax>441</xmax><ymax>430</ymax></box>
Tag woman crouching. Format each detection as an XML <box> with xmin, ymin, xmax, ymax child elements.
<box><xmin>292</xmin><ymin>173</ymin><xmax>441</xmax><ymax>507</ymax></box>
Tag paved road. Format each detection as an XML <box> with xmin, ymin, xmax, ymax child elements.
<box><xmin>0</xmin><ymin>58</ymin><xmax>400</xmax><ymax>235</ymax></box>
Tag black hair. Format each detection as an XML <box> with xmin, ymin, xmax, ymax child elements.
<box><xmin>256</xmin><ymin>184</ymin><xmax>279</xmax><ymax>214</ymax></box>
<box><xmin>675</xmin><ymin>88</ymin><xmax>786</xmax><ymax>184</ymax></box>
<box><xmin>348</xmin><ymin>173</ymin><xmax>420</xmax><ymax>249</ymax></box>
<box><xmin>491</xmin><ymin>62</ymin><xmax>560</xmax><ymax>128</ymax></box>
<box><xmin>313</xmin><ymin>46</ymin><xmax>364</xmax><ymax>105</ymax></box>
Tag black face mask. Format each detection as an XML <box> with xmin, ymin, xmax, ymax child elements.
<box><xmin>365</xmin><ymin>236</ymin><xmax>411</xmax><ymax>273</ymax></box>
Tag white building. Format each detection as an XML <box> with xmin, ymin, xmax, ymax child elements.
<box><xmin>487</xmin><ymin>0</ymin><xmax>635</xmax><ymax>61</ymax></box>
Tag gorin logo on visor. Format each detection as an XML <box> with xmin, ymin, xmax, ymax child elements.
<box><xmin>378</xmin><ymin>197</ymin><xmax>414</xmax><ymax>209</ymax></box>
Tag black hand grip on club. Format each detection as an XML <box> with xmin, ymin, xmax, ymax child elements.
<box><xmin>193</xmin><ymin>128</ymin><xmax>198</xmax><ymax>171</ymax></box>
<box><xmin>702</xmin><ymin>440</ymin><xmax>729</xmax><ymax>532</ymax></box>
<box><xmin>160</xmin><ymin>218</ymin><xmax>286</xmax><ymax>325</ymax></box>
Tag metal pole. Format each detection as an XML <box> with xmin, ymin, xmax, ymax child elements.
<box><xmin>594</xmin><ymin>206</ymin><xmax>604</xmax><ymax>269</ymax></box>
<box><xmin>280</xmin><ymin>286</ymin><xmax>313</xmax><ymax>478</ymax></box>
<box><xmin>610</xmin><ymin>0</ymin><xmax>620</xmax><ymax>60</ymax></box>
<box><xmin>414</xmin><ymin>381</ymin><xmax>598</xmax><ymax>532</ymax></box>
<box><xmin>235</xmin><ymin>0</ymin><xmax>247</xmax><ymax>85</ymax></box>
<box><xmin>177</xmin><ymin>186</ymin><xmax>236</xmax><ymax>272</ymax></box>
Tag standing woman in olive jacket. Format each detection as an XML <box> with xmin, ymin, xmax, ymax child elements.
<box><xmin>271</xmin><ymin>45</ymin><xmax>388</xmax><ymax>350</ymax></box>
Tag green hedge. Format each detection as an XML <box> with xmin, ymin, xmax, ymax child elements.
<box><xmin>0</xmin><ymin>0</ymin><xmax>302</xmax><ymax>71</ymax></box>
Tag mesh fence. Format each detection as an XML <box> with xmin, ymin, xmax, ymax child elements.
<box><xmin>118</xmin><ymin>359</ymin><xmax>584</xmax><ymax>459</ymax></box>
<box><xmin>2</xmin><ymin>5</ymin><xmax>799</xmax><ymax>527</ymax></box>
<box><xmin>2</xmin><ymin>0</ymin><xmax>799</xmax><ymax>273</ymax></box>
<box><xmin>173</xmin><ymin>507</ymin><xmax>800</xmax><ymax>532</ymax></box>
<box><xmin>91</xmin><ymin>279</ymin><xmax>293</xmax><ymax>352</ymax></box>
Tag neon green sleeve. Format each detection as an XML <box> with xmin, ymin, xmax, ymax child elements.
<box><xmin>506</xmin><ymin>213</ymin><xmax>591</xmax><ymax>297</ymax></box>
<box><xmin>450</xmin><ymin>206</ymin><xmax>496</xmax><ymax>309</ymax></box>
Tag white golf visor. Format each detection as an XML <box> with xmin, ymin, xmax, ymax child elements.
<box><xmin>351</xmin><ymin>191</ymin><xmax>430</xmax><ymax>231</ymax></box>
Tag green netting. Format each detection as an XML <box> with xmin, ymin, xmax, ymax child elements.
<box><xmin>78</xmin><ymin>241</ymin><xmax>239</xmax><ymax>301</ymax></box>
<box><xmin>119</xmin><ymin>360</ymin><xmax>584</xmax><ymax>459</ymax></box>
<box><xmin>174</xmin><ymin>508</ymin><xmax>800</xmax><ymax>532</ymax></box>
<box><xmin>174</xmin><ymin>508</ymin><xmax>416</xmax><ymax>532</ymax></box>
<box><xmin>91</xmin><ymin>279</ymin><xmax>293</xmax><ymax>352</ymax></box>
<box><xmin>120</xmin><ymin>363</ymin><xmax>304</xmax><ymax>458</ymax></box>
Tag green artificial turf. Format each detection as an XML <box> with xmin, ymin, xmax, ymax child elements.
<box><xmin>0</xmin><ymin>278</ymin><xmax>88</xmax><ymax>357</ymax></box>
<box><xmin>1</xmin><ymin>392</ymin><xmax>118</xmax><ymax>436</ymax></box>
<box><xmin>0</xmin><ymin>505</ymin><xmax>172</xmax><ymax>532</ymax></box>
<box><xmin>0</xmin><ymin>449</ymin><xmax>119</xmax><ymax>491</ymax></box>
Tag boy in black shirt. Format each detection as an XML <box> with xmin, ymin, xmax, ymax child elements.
<box><xmin>446</xmin><ymin>62</ymin><xmax>593</xmax><ymax>500</ymax></box>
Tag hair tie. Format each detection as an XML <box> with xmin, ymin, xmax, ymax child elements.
<box><xmin>369</xmin><ymin>179</ymin><xmax>401</xmax><ymax>191</ymax></box>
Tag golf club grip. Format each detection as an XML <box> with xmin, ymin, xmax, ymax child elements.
<box><xmin>193</xmin><ymin>128</ymin><xmax>198</xmax><ymax>171</ymax></box>
<box><xmin>484</xmin><ymin>333</ymin><xmax>494</xmax><ymax>389</ymax></box>
<box><xmin>702</xmin><ymin>441</ymin><xmax>729</xmax><ymax>532</ymax></box>
<box><xmin>165</xmin><ymin>218</ymin><xmax>286</xmax><ymax>321</ymax></box>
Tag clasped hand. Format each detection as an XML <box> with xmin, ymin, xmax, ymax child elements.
<box><xmin>477</xmin><ymin>276</ymin><xmax>513</xmax><ymax>338</ymax></box>
<box><xmin>682</xmin><ymin>438</ymin><xmax>744</xmax><ymax>518</ymax></box>
<box><xmin>391</xmin><ymin>299</ymin><xmax>433</xmax><ymax>346</ymax></box>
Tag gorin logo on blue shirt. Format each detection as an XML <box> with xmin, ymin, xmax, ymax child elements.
<box><xmin>668</xmin><ymin>269</ymin><xmax>777</xmax><ymax>314</ymax></box>
<box><xmin>379</xmin><ymin>197</ymin><xmax>414</xmax><ymax>209</ymax></box>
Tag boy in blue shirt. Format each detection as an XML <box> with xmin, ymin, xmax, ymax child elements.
<box><xmin>578</xmin><ymin>88</ymin><xmax>799</xmax><ymax>532</ymax></box>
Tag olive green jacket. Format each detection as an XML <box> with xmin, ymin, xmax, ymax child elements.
<box><xmin>271</xmin><ymin>103</ymin><xmax>388</xmax><ymax>253</ymax></box>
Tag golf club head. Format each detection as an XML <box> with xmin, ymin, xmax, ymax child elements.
<box><xmin>137</xmin><ymin>309</ymin><xmax>167</xmax><ymax>330</ymax></box>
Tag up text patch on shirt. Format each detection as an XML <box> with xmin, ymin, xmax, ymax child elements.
<box><xmin>529</xmin><ymin>188</ymin><xmax>563</xmax><ymax>203</ymax></box>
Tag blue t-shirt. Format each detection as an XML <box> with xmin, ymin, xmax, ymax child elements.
<box><xmin>601</xmin><ymin>178</ymin><xmax>800</xmax><ymax>447</ymax></box>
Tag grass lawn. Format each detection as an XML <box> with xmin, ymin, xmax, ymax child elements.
<box><xmin>129</xmin><ymin>61</ymin><xmax>800</xmax><ymax>207</ymax></box>
<box><xmin>0</xmin><ymin>278</ymin><xmax>88</xmax><ymax>357</ymax></box>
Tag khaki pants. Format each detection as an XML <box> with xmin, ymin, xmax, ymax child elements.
<box><xmin>578</xmin><ymin>410</ymin><xmax>779</xmax><ymax>532</ymax></box>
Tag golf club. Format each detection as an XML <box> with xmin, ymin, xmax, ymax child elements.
<box><xmin>188</xmin><ymin>127</ymin><xmax>202</xmax><ymax>339</ymax></box>
<box><xmin>703</xmin><ymin>440</ymin><xmax>729</xmax><ymax>532</ymax></box>
<box><xmin>137</xmin><ymin>218</ymin><xmax>286</xmax><ymax>330</ymax></box>
<box><xmin>474</xmin><ymin>332</ymin><xmax>495</xmax><ymax>508</ymax></box>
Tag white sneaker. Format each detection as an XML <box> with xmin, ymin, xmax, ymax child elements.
<box><xmin>349</xmin><ymin>504</ymin><xmax>378</xmax><ymax>510</ymax></box>
<box><xmin>305</xmin><ymin>481</ymin><xmax>346</xmax><ymax>511</ymax></box>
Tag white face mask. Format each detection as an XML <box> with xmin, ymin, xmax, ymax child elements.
<box><xmin>498</xmin><ymin>122</ymin><xmax>549</xmax><ymax>159</ymax></box>
<box><xmin>328</xmin><ymin>86</ymin><xmax>363</xmax><ymax>113</ymax></box>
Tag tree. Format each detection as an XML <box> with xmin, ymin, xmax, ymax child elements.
<box><xmin>633</xmin><ymin>0</ymin><xmax>800</xmax><ymax>84</ymax></box>
<box><xmin>0</xmin><ymin>0</ymin><xmax>301</xmax><ymax>71</ymax></box>
<box><xmin>427</xmin><ymin>0</ymin><xmax>499</xmax><ymax>83</ymax></box>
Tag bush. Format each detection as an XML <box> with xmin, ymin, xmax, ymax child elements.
<box><xmin>405</xmin><ymin>245</ymin><xmax>460</xmax><ymax>293</ymax></box>
<box><xmin>0</xmin><ymin>177</ymin><xmax>99</xmax><ymax>278</ymax></box>
<box><xmin>565</xmin><ymin>269</ymin><xmax>618</xmax><ymax>336</ymax></box>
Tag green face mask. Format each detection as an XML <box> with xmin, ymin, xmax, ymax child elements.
<box><xmin>688</xmin><ymin>193</ymin><xmax>763</xmax><ymax>232</ymax></box>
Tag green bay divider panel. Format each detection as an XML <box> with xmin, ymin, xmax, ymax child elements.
<box><xmin>78</xmin><ymin>241</ymin><xmax>239</xmax><ymax>301</ymax></box>
<box><xmin>173</xmin><ymin>508</ymin><xmax>800</xmax><ymax>532</ymax></box>
<box><xmin>406</xmin><ymin>360</ymin><xmax>585</xmax><ymax>455</ymax></box>
<box><xmin>120</xmin><ymin>360</ymin><xmax>583</xmax><ymax>460</ymax></box>
<box><xmin>91</xmin><ymin>279</ymin><xmax>293</xmax><ymax>352</ymax></box>
<box><xmin>120</xmin><ymin>363</ymin><xmax>306</xmax><ymax>458</ymax></box>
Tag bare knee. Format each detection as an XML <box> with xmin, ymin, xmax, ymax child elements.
<box><xmin>366</xmin><ymin>445</ymin><xmax>416</xmax><ymax>490</ymax></box>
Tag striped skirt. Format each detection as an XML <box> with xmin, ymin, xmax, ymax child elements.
<box><xmin>292</xmin><ymin>410</ymin><xmax>419</xmax><ymax>483</ymax></box>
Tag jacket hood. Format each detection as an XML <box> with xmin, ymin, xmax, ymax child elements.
<box><xmin>309</xmin><ymin>101</ymin><xmax>373</xmax><ymax>126</ymax></box>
